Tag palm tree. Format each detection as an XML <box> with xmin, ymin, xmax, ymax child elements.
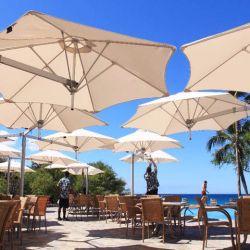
<box><xmin>207</xmin><ymin>92</ymin><xmax>250</xmax><ymax>197</ymax></box>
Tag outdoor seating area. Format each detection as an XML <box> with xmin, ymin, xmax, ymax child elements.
<box><xmin>1</xmin><ymin>194</ymin><xmax>250</xmax><ymax>249</ymax></box>
<box><xmin>0</xmin><ymin>2</ymin><xmax>250</xmax><ymax>250</ymax></box>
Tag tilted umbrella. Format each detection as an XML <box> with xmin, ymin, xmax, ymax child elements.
<box><xmin>182</xmin><ymin>23</ymin><xmax>250</xmax><ymax>93</ymax></box>
<box><xmin>0</xmin><ymin>101</ymin><xmax>106</xmax><ymax>133</ymax></box>
<box><xmin>34</xmin><ymin>128</ymin><xmax>116</xmax><ymax>158</ymax></box>
<box><xmin>112</xmin><ymin>130</ymin><xmax>182</xmax><ymax>195</ymax></box>
<box><xmin>120</xmin><ymin>150</ymin><xmax>178</xmax><ymax>164</ymax></box>
<box><xmin>0</xmin><ymin>11</ymin><xmax>175</xmax><ymax>111</ymax></box>
<box><xmin>28</xmin><ymin>150</ymin><xmax>77</xmax><ymax>165</ymax></box>
<box><xmin>64</xmin><ymin>162</ymin><xmax>104</xmax><ymax>194</ymax></box>
<box><xmin>123</xmin><ymin>91</ymin><xmax>250</xmax><ymax>139</ymax></box>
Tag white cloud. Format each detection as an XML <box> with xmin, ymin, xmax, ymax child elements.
<box><xmin>26</xmin><ymin>138</ymin><xmax>39</xmax><ymax>152</ymax></box>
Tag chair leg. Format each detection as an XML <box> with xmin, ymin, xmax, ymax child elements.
<box><xmin>147</xmin><ymin>222</ymin><xmax>149</xmax><ymax>239</ymax></box>
<box><xmin>202</xmin><ymin>226</ymin><xmax>206</xmax><ymax>250</ymax></box>
<box><xmin>162</xmin><ymin>223</ymin><xmax>165</xmax><ymax>243</ymax></box>
<box><xmin>45</xmin><ymin>214</ymin><xmax>47</xmax><ymax>232</ymax></box>
<box><xmin>142</xmin><ymin>221</ymin><xmax>145</xmax><ymax>242</ymax></box>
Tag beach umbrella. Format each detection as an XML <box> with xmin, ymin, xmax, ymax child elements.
<box><xmin>0</xmin><ymin>101</ymin><xmax>106</xmax><ymax>133</ymax></box>
<box><xmin>182</xmin><ymin>23</ymin><xmax>250</xmax><ymax>93</ymax></box>
<box><xmin>123</xmin><ymin>91</ymin><xmax>250</xmax><ymax>139</ymax></box>
<box><xmin>0</xmin><ymin>160</ymin><xmax>35</xmax><ymax>173</ymax></box>
<box><xmin>44</xmin><ymin>163</ymin><xmax>67</xmax><ymax>169</ymax></box>
<box><xmin>28</xmin><ymin>150</ymin><xmax>77</xmax><ymax>165</ymax></box>
<box><xmin>34</xmin><ymin>128</ymin><xmax>116</xmax><ymax>158</ymax></box>
<box><xmin>0</xmin><ymin>131</ymin><xmax>15</xmax><ymax>143</ymax></box>
<box><xmin>0</xmin><ymin>11</ymin><xmax>175</xmax><ymax>111</ymax></box>
<box><xmin>120</xmin><ymin>150</ymin><xmax>178</xmax><ymax>164</ymax></box>
<box><xmin>0</xmin><ymin>144</ymin><xmax>21</xmax><ymax>194</ymax></box>
<box><xmin>64</xmin><ymin>162</ymin><xmax>104</xmax><ymax>194</ymax></box>
<box><xmin>112</xmin><ymin>130</ymin><xmax>182</xmax><ymax>195</ymax></box>
<box><xmin>113</xmin><ymin>130</ymin><xmax>182</xmax><ymax>153</ymax></box>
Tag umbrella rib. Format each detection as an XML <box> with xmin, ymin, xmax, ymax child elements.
<box><xmin>185</xmin><ymin>48</ymin><xmax>244</xmax><ymax>90</ymax></box>
<box><xmin>62</xmin><ymin>32</ymin><xmax>72</xmax><ymax>82</ymax></box>
<box><xmin>29</xmin><ymin>46</ymin><xmax>56</xmax><ymax>74</ymax></box>
<box><xmin>78</xmin><ymin>42</ymin><xmax>110</xmax><ymax>85</ymax></box>
<box><xmin>88</xmin><ymin>45</ymin><xmax>167</xmax><ymax>95</ymax></box>
<box><xmin>42</xmin><ymin>105</ymin><xmax>68</xmax><ymax>130</ymax></box>
<box><xmin>28</xmin><ymin>103</ymin><xmax>39</xmax><ymax>125</ymax></box>
<box><xmin>8</xmin><ymin>43</ymin><xmax>72</xmax><ymax>100</ymax></box>
<box><xmin>192</xmin><ymin>98</ymin><xmax>225</xmax><ymax>129</ymax></box>
<box><xmin>9</xmin><ymin>103</ymin><xmax>36</xmax><ymax>128</ymax></box>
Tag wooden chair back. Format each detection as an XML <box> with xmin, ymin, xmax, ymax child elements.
<box><xmin>164</xmin><ymin>195</ymin><xmax>181</xmax><ymax>217</ymax></box>
<box><xmin>141</xmin><ymin>197</ymin><xmax>164</xmax><ymax>223</ymax></box>
<box><xmin>105</xmin><ymin>195</ymin><xmax>119</xmax><ymax>211</ymax></box>
<box><xmin>34</xmin><ymin>196</ymin><xmax>49</xmax><ymax>216</ymax></box>
<box><xmin>5</xmin><ymin>200</ymin><xmax>20</xmax><ymax>229</ymax></box>
<box><xmin>237</xmin><ymin>196</ymin><xmax>250</xmax><ymax>233</ymax></box>
<box><xmin>0</xmin><ymin>201</ymin><xmax>15</xmax><ymax>248</ymax></box>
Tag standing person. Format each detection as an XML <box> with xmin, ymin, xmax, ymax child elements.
<box><xmin>57</xmin><ymin>171</ymin><xmax>71</xmax><ymax>221</ymax></box>
<box><xmin>144</xmin><ymin>158</ymin><xmax>159</xmax><ymax>195</ymax></box>
<box><xmin>201</xmin><ymin>180</ymin><xmax>209</xmax><ymax>203</ymax></box>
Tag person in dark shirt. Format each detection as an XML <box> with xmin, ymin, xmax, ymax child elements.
<box><xmin>57</xmin><ymin>171</ymin><xmax>71</xmax><ymax>220</ymax></box>
<box><xmin>144</xmin><ymin>158</ymin><xmax>159</xmax><ymax>195</ymax></box>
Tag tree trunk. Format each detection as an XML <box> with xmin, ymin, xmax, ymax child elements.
<box><xmin>235</xmin><ymin>122</ymin><xmax>241</xmax><ymax>197</ymax></box>
<box><xmin>240</xmin><ymin>166</ymin><xmax>249</xmax><ymax>194</ymax></box>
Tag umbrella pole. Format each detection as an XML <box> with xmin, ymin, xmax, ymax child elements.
<box><xmin>6</xmin><ymin>157</ymin><xmax>11</xmax><ymax>195</ymax></box>
<box><xmin>235</xmin><ymin>121</ymin><xmax>241</xmax><ymax>197</ymax></box>
<box><xmin>86</xmin><ymin>168</ymin><xmax>89</xmax><ymax>194</ymax></box>
<box><xmin>20</xmin><ymin>133</ymin><xmax>27</xmax><ymax>196</ymax></box>
<box><xmin>131</xmin><ymin>153</ymin><xmax>135</xmax><ymax>195</ymax></box>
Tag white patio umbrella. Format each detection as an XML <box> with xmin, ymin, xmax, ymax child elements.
<box><xmin>112</xmin><ymin>130</ymin><xmax>182</xmax><ymax>195</ymax></box>
<box><xmin>0</xmin><ymin>160</ymin><xmax>35</xmax><ymax>173</ymax></box>
<box><xmin>0</xmin><ymin>101</ymin><xmax>106</xmax><ymax>133</ymax></box>
<box><xmin>0</xmin><ymin>11</ymin><xmax>175</xmax><ymax>111</ymax></box>
<box><xmin>123</xmin><ymin>91</ymin><xmax>250</xmax><ymax>139</ymax></box>
<box><xmin>182</xmin><ymin>23</ymin><xmax>250</xmax><ymax>93</ymax></box>
<box><xmin>45</xmin><ymin>163</ymin><xmax>67</xmax><ymax>169</ymax></box>
<box><xmin>0</xmin><ymin>144</ymin><xmax>21</xmax><ymax>194</ymax></box>
<box><xmin>34</xmin><ymin>128</ymin><xmax>116</xmax><ymax>158</ymax></box>
<box><xmin>0</xmin><ymin>131</ymin><xmax>15</xmax><ymax>143</ymax></box>
<box><xmin>28</xmin><ymin>150</ymin><xmax>77</xmax><ymax>165</ymax></box>
<box><xmin>113</xmin><ymin>130</ymin><xmax>182</xmax><ymax>152</ymax></box>
<box><xmin>64</xmin><ymin>162</ymin><xmax>104</xmax><ymax>194</ymax></box>
<box><xmin>120</xmin><ymin>150</ymin><xmax>178</xmax><ymax>164</ymax></box>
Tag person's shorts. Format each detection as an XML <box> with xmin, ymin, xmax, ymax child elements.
<box><xmin>59</xmin><ymin>198</ymin><xmax>69</xmax><ymax>208</ymax></box>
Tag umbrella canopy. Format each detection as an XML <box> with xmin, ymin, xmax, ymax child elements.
<box><xmin>0</xmin><ymin>11</ymin><xmax>175</xmax><ymax>111</ymax></box>
<box><xmin>123</xmin><ymin>91</ymin><xmax>250</xmax><ymax>138</ymax></box>
<box><xmin>120</xmin><ymin>150</ymin><xmax>178</xmax><ymax>164</ymax></box>
<box><xmin>45</xmin><ymin>163</ymin><xmax>67</xmax><ymax>169</ymax></box>
<box><xmin>28</xmin><ymin>150</ymin><xmax>77</xmax><ymax>165</ymax></box>
<box><xmin>182</xmin><ymin>23</ymin><xmax>250</xmax><ymax>93</ymax></box>
<box><xmin>34</xmin><ymin>128</ymin><xmax>116</xmax><ymax>153</ymax></box>
<box><xmin>65</xmin><ymin>162</ymin><xmax>104</xmax><ymax>176</ymax></box>
<box><xmin>112</xmin><ymin>130</ymin><xmax>182</xmax><ymax>153</ymax></box>
<box><xmin>0</xmin><ymin>101</ymin><xmax>106</xmax><ymax>132</ymax></box>
<box><xmin>0</xmin><ymin>131</ymin><xmax>15</xmax><ymax>143</ymax></box>
<box><xmin>0</xmin><ymin>143</ymin><xmax>21</xmax><ymax>158</ymax></box>
<box><xmin>0</xmin><ymin>160</ymin><xmax>35</xmax><ymax>173</ymax></box>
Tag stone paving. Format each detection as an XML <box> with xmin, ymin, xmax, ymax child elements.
<box><xmin>5</xmin><ymin>207</ymin><xmax>250</xmax><ymax>250</ymax></box>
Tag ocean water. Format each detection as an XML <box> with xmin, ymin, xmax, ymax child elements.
<box><xmin>160</xmin><ymin>194</ymin><xmax>238</xmax><ymax>220</ymax></box>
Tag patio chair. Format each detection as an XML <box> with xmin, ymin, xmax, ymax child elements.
<box><xmin>0</xmin><ymin>201</ymin><xmax>17</xmax><ymax>250</ymax></box>
<box><xmin>29</xmin><ymin>195</ymin><xmax>49</xmax><ymax>232</ymax></box>
<box><xmin>196</xmin><ymin>197</ymin><xmax>235</xmax><ymax>250</ymax></box>
<box><xmin>4</xmin><ymin>200</ymin><xmax>20</xmax><ymax>250</ymax></box>
<box><xmin>164</xmin><ymin>195</ymin><xmax>182</xmax><ymax>231</ymax></box>
<box><xmin>96</xmin><ymin>195</ymin><xmax>105</xmax><ymax>220</ymax></box>
<box><xmin>235</xmin><ymin>196</ymin><xmax>250</xmax><ymax>250</ymax></box>
<box><xmin>13</xmin><ymin>197</ymin><xmax>28</xmax><ymax>245</ymax></box>
<box><xmin>105</xmin><ymin>195</ymin><xmax>120</xmax><ymax>223</ymax></box>
<box><xmin>141</xmin><ymin>197</ymin><xmax>166</xmax><ymax>243</ymax></box>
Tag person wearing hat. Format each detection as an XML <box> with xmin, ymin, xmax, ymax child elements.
<box><xmin>57</xmin><ymin>171</ymin><xmax>71</xmax><ymax>220</ymax></box>
<box><xmin>144</xmin><ymin>158</ymin><xmax>159</xmax><ymax>195</ymax></box>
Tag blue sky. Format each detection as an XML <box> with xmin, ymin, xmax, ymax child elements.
<box><xmin>0</xmin><ymin>0</ymin><xmax>249</xmax><ymax>194</ymax></box>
